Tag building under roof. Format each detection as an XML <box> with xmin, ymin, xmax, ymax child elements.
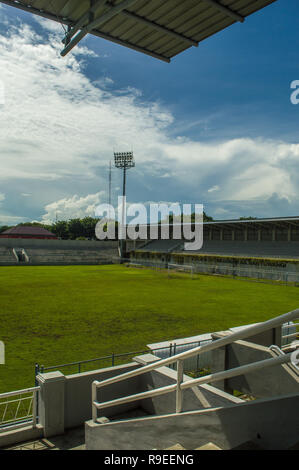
<box><xmin>0</xmin><ymin>226</ymin><xmax>57</xmax><ymax>239</ymax></box>
<box><xmin>202</xmin><ymin>216</ymin><xmax>299</xmax><ymax>241</ymax></box>
<box><xmin>0</xmin><ymin>0</ymin><xmax>277</xmax><ymax>62</ymax></box>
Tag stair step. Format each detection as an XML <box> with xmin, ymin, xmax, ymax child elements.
<box><xmin>163</xmin><ymin>442</ymin><xmax>222</xmax><ymax>451</ymax></box>
<box><xmin>195</xmin><ymin>442</ymin><xmax>222</xmax><ymax>450</ymax></box>
<box><xmin>164</xmin><ymin>444</ymin><xmax>186</xmax><ymax>450</ymax></box>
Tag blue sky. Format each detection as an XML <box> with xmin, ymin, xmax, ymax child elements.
<box><xmin>0</xmin><ymin>0</ymin><xmax>298</xmax><ymax>225</ymax></box>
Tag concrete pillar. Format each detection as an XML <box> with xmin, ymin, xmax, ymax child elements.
<box><xmin>37</xmin><ymin>371</ymin><xmax>65</xmax><ymax>438</ymax></box>
<box><xmin>244</xmin><ymin>228</ymin><xmax>248</xmax><ymax>242</ymax></box>
<box><xmin>258</xmin><ymin>229</ymin><xmax>261</xmax><ymax>241</ymax></box>
<box><xmin>288</xmin><ymin>226</ymin><xmax>291</xmax><ymax>242</ymax></box>
<box><xmin>272</xmin><ymin>228</ymin><xmax>276</xmax><ymax>242</ymax></box>
<box><xmin>232</xmin><ymin>230</ymin><xmax>235</xmax><ymax>241</ymax></box>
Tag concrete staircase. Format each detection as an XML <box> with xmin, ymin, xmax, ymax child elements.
<box><xmin>0</xmin><ymin>247</ymin><xmax>17</xmax><ymax>264</ymax></box>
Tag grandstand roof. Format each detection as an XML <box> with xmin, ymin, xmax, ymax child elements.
<box><xmin>203</xmin><ymin>216</ymin><xmax>299</xmax><ymax>230</ymax></box>
<box><xmin>0</xmin><ymin>0</ymin><xmax>277</xmax><ymax>62</ymax></box>
<box><xmin>0</xmin><ymin>226</ymin><xmax>57</xmax><ymax>238</ymax></box>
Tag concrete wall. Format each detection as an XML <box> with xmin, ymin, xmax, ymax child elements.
<box><xmin>36</xmin><ymin>362</ymin><xmax>144</xmax><ymax>436</ymax></box>
<box><xmin>225</xmin><ymin>340</ymin><xmax>299</xmax><ymax>397</ymax></box>
<box><xmin>210</xmin><ymin>338</ymin><xmax>299</xmax><ymax>397</ymax></box>
<box><xmin>85</xmin><ymin>392</ymin><xmax>299</xmax><ymax>450</ymax></box>
<box><xmin>0</xmin><ymin>238</ymin><xmax>118</xmax><ymax>251</ymax></box>
<box><xmin>36</xmin><ymin>355</ymin><xmax>244</xmax><ymax>438</ymax></box>
<box><xmin>139</xmin><ymin>364</ymin><xmax>243</xmax><ymax>416</ymax></box>
<box><xmin>64</xmin><ymin>363</ymin><xmax>144</xmax><ymax>429</ymax></box>
<box><xmin>0</xmin><ymin>425</ymin><xmax>43</xmax><ymax>449</ymax></box>
<box><xmin>212</xmin><ymin>325</ymin><xmax>282</xmax><ymax>349</ymax></box>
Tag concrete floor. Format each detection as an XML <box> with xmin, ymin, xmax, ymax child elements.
<box><xmin>4</xmin><ymin>426</ymin><xmax>86</xmax><ymax>451</ymax></box>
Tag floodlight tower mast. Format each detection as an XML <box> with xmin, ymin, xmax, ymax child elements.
<box><xmin>114</xmin><ymin>151</ymin><xmax>135</xmax><ymax>260</ymax></box>
<box><xmin>108</xmin><ymin>160</ymin><xmax>112</xmax><ymax>220</ymax></box>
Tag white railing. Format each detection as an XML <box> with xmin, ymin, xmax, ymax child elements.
<box><xmin>0</xmin><ymin>386</ymin><xmax>39</xmax><ymax>432</ymax></box>
<box><xmin>92</xmin><ymin>308</ymin><xmax>299</xmax><ymax>421</ymax></box>
<box><xmin>282</xmin><ymin>321</ymin><xmax>299</xmax><ymax>346</ymax></box>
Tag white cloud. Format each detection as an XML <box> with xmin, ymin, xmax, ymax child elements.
<box><xmin>41</xmin><ymin>191</ymin><xmax>105</xmax><ymax>224</ymax></box>
<box><xmin>0</xmin><ymin>16</ymin><xmax>298</xmax><ymax>223</ymax></box>
<box><xmin>0</xmin><ymin>22</ymin><xmax>173</xmax><ymax>184</ymax></box>
<box><xmin>208</xmin><ymin>185</ymin><xmax>220</xmax><ymax>193</ymax></box>
<box><xmin>0</xmin><ymin>214</ymin><xmax>27</xmax><ymax>225</ymax></box>
<box><xmin>33</xmin><ymin>16</ymin><xmax>67</xmax><ymax>35</ymax></box>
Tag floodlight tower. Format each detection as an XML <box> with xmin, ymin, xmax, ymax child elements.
<box><xmin>114</xmin><ymin>151</ymin><xmax>135</xmax><ymax>259</ymax></box>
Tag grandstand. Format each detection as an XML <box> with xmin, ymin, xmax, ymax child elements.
<box><xmin>0</xmin><ymin>239</ymin><xmax>118</xmax><ymax>266</ymax></box>
<box><xmin>128</xmin><ymin>216</ymin><xmax>299</xmax><ymax>258</ymax></box>
<box><xmin>137</xmin><ymin>239</ymin><xmax>299</xmax><ymax>259</ymax></box>
<box><xmin>127</xmin><ymin>216</ymin><xmax>299</xmax><ymax>282</ymax></box>
<box><xmin>0</xmin><ymin>246</ymin><xmax>16</xmax><ymax>263</ymax></box>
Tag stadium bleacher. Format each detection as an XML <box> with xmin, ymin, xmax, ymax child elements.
<box><xmin>25</xmin><ymin>248</ymin><xmax>116</xmax><ymax>265</ymax></box>
<box><xmin>131</xmin><ymin>217</ymin><xmax>299</xmax><ymax>260</ymax></box>
<box><xmin>0</xmin><ymin>247</ymin><xmax>17</xmax><ymax>263</ymax></box>
<box><xmin>189</xmin><ymin>241</ymin><xmax>299</xmax><ymax>259</ymax></box>
<box><xmin>133</xmin><ymin>239</ymin><xmax>299</xmax><ymax>259</ymax></box>
<box><xmin>137</xmin><ymin>239</ymin><xmax>183</xmax><ymax>253</ymax></box>
<box><xmin>0</xmin><ymin>241</ymin><xmax>119</xmax><ymax>266</ymax></box>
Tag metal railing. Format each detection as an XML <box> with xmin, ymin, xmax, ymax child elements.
<box><xmin>92</xmin><ymin>308</ymin><xmax>299</xmax><ymax>421</ymax></box>
<box><xmin>0</xmin><ymin>387</ymin><xmax>39</xmax><ymax>432</ymax></box>
<box><xmin>126</xmin><ymin>257</ymin><xmax>299</xmax><ymax>284</ymax></box>
<box><xmin>282</xmin><ymin>321</ymin><xmax>299</xmax><ymax>346</ymax></box>
<box><xmin>35</xmin><ymin>339</ymin><xmax>212</xmax><ymax>377</ymax></box>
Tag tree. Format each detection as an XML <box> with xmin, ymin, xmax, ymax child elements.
<box><xmin>67</xmin><ymin>219</ymin><xmax>85</xmax><ymax>240</ymax></box>
<box><xmin>160</xmin><ymin>211</ymin><xmax>213</xmax><ymax>224</ymax></box>
<box><xmin>51</xmin><ymin>220</ymin><xmax>69</xmax><ymax>239</ymax></box>
<box><xmin>0</xmin><ymin>225</ymin><xmax>10</xmax><ymax>234</ymax></box>
<box><xmin>81</xmin><ymin>217</ymin><xmax>98</xmax><ymax>239</ymax></box>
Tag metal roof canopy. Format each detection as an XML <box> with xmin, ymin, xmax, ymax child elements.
<box><xmin>137</xmin><ymin>216</ymin><xmax>299</xmax><ymax>232</ymax></box>
<box><xmin>0</xmin><ymin>0</ymin><xmax>277</xmax><ymax>62</ymax></box>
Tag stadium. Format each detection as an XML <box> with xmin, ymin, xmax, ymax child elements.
<box><xmin>0</xmin><ymin>0</ymin><xmax>298</xmax><ymax>454</ymax></box>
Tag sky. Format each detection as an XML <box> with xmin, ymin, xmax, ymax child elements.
<box><xmin>0</xmin><ymin>0</ymin><xmax>299</xmax><ymax>225</ymax></box>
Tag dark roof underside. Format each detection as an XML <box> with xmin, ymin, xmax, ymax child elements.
<box><xmin>0</xmin><ymin>0</ymin><xmax>277</xmax><ymax>62</ymax></box>
<box><xmin>202</xmin><ymin>217</ymin><xmax>299</xmax><ymax>231</ymax></box>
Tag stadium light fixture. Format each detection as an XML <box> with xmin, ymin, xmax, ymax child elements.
<box><xmin>114</xmin><ymin>151</ymin><xmax>135</xmax><ymax>259</ymax></box>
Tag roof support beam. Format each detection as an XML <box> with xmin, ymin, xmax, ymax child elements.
<box><xmin>119</xmin><ymin>9</ymin><xmax>198</xmax><ymax>47</ymax></box>
<box><xmin>61</xmin><ymin>0</ymin><xmax>139</xmax><ymax>56</ymax></box>
<box><xmin>0</xmin><ymin>0</ymin><xmax>170</xmax><ymax>62</ymax></box>
<box><xmin>91</xmin><ymin>28</ymin><xmax>170</xmax><ymax>63</ymax></box>
<box><xmin>62</xmin><ymin>0</ymin><xmax>108</xmax><ymax>45</ymax></box>
<box><xmin>202</xmin><ymin>0</ymin><xmax>245</xmax><ymax>23</ymax></box>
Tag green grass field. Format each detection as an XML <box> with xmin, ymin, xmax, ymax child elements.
<box><xmin>0</xmin><ymin>264</ymin><xmax>298</xmax><ymax>393</ymax></box>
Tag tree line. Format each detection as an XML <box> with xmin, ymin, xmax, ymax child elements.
<box><xmin>0</xmin><ymin>213</ymin><xmax>256</xmax><ymax>240</ymax></box>
<box><xmin>0</xmin><ymin>217</ymin><xmax>100</xmax><ymax>240</ymax></box>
